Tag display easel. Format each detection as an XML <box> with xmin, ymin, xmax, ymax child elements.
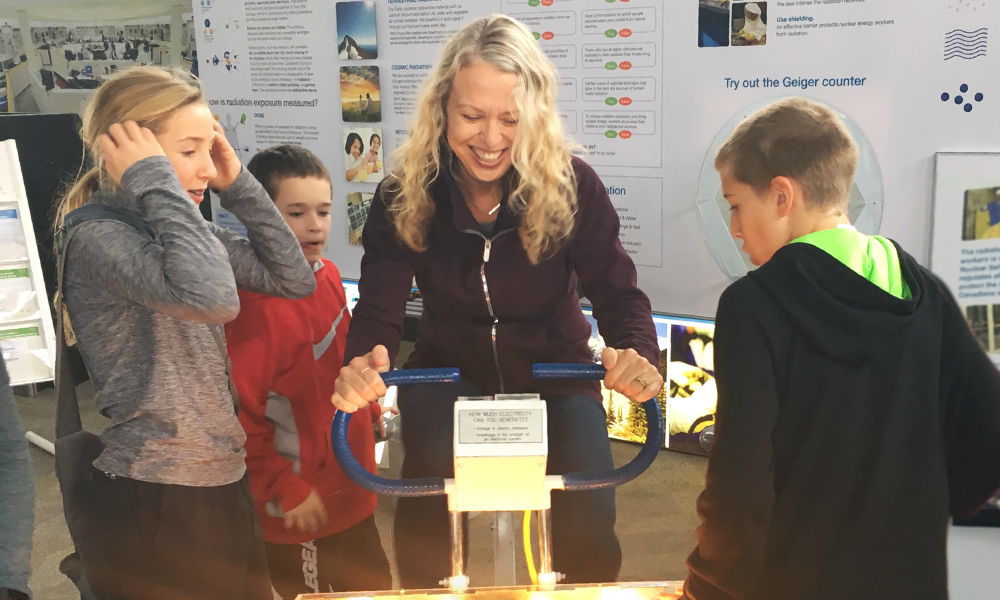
<box><xmin>0</xmin><ymin>138</ymin><xmax>58</xmax><ymax>453</ymax></box>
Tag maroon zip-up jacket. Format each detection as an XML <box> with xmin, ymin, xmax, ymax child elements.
<box><xmin>344</xmin><ymin>156</ymin><xmax>658</xmax><ymax>400</ymax></box>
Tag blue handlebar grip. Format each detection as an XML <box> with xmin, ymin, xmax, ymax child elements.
<box><xmin>331</xmin><ymin>368</ymin><xmax>458</xmax><ymax>497</ymax></box>
<box><xmin>563</xmin><ymin>399</ymin><xmax>663</xmax><ymax>491</ymax></box>
<box><xmin>380</xmin><ymin>367</ymin><xmax>460</xmax><ymax>387</ymax></box>
<box><xmin>533</xmin><ymin>363</ymin><xmax>663</xmax><ymax>491</ymax></box>
<box><xmin>333</xmin><ymin>410</ymin><xmax>446</xmax><ymax>497</ymax></box>
<box><xmin>532</xmin><ymin>363</ymin><xmax>606</xmax><ymax>380</ymax></box>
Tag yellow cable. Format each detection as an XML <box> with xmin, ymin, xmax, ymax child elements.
<box><xmin>523</xmin><ymin>510</ymin><xmax>539</xmax><ymax>586</ymax></box>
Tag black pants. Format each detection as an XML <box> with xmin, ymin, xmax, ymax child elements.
<box><xmin>264</xmin><ymin>515</ymin><xmax>392</xmax><ymax>598</ymax></box>
<box><xmin>394</xmin><ymin>380</ymin><xmax>622</xmax><ymax>588</ymax></box>
<box><xmin>77</xmin><ymin>468</ymin><xmax>271</xmax><ymax>600</ymax></box>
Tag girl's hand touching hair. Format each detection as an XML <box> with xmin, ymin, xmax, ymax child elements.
<box><xmin>98</xmin><ymin>121</ymin><xmax>166</xmax><ymax>186</ymax></box>
<box><xmin>209</xmin><ymin>119</ymin><xmax>242</xmax><ymax>191</ymax></box>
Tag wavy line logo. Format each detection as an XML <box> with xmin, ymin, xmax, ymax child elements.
<box><xmin>944</xmin><ymin>28</ymin><xmax>988</xmax><ymax>60</ymax></box>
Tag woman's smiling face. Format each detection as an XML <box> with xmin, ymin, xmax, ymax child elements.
<box><xmin>445</xmin><ymin>61</ymin><xmax>520</xmax><ymax>185</ymax></box>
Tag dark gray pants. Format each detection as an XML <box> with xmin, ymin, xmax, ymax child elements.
<box><xmin>77</xmin><ymin>469</ymin><xmax>271</xmax><ymax>600</ymax></box>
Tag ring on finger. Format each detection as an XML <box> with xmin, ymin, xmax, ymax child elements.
<box><xmin>633</xmin><ymin>375</ymin><xmax>649</xmax><ymax>388</ymax></box>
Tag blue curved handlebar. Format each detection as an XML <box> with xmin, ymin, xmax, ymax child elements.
<box><xmin>333</xmin><ymin>364</ymin><xmax>662</xmax><ymax>496</ymax></box>
<box><xmin>379</xmin><ymin>367</ymin><xmax>461</xmax><ymax>387</ymax></box>
<box><xmin>532</xmin><ymin>363</ymin><xmax>607</xmax><ymax>380</ymax></box>
<box><xmin>332</xmin><ymin>368</ymin><xmax>459</xmax><ymax>497</ymax></box>
<box><xmin>532</xmin><ymin>362</ymin><xmax>663</xmax><ymax>491</ymax></box>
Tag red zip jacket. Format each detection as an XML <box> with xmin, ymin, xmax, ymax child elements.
<box><xmin>344</xmin><ymin>156</ymin><xmax>659</xmax><ymax>398</ymax></box>
<box><xmin>226</xmin><ymin>259</ymin><xmax>381</xmax><ymax>545</ymax></box>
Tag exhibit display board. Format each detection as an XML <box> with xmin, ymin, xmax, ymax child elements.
<box><xmin>0</xmin><ymin>139</ymin><xmax>56</xmax><ymax>385</ymax></box>
<box><xmin>195</xmin><ymin>0</ymin><xmax>1000</xmax><ymax>318</ymax></box>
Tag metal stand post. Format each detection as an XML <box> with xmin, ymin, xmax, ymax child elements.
<box><xmin>441</xmin><ymin>510</ymin><xmax>470</xmax><ymax>592</ymax></box>
<box><xmin>494</xmin><ymin>512</ymin><xmax>517</xmax><ymax>586</ymax></box>
<box><xmin>537</xmin><ymin>508</ymin><xmax>561</xmax><ymax>589</ymax></box>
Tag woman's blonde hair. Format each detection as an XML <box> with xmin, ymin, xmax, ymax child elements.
<box><xmin>386</xmin><ymin>14</ymin><xmax>578</xmax><ymax>264</ymax></box>
<box><xmin>54</xmin><ymin>66</ymin><xmax>205</xmax><ymax>231</ymax></box>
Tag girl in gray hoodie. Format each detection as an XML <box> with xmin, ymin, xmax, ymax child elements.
<box><xmin>55</xmin><ymin>66</ymin><xmax>315</xmax><ymax>600</ymax></box>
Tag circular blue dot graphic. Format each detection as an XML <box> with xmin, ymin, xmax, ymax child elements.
<box><xmin>975</xmin><ymin>93</ymin><xmax>984</xmax><ymax>102</ymax></box>
<box><xmin>961</xmin><ymin>84</ymin><xmax>969</xmax><ymax>93</ymax></box>
<box><xmin>955</xmin><ymin>96</ymin><xmax>964</xmax><ymax>104</ymax></box>
<box><xmin>965</xmin><ymin>104</ymin><xmax>973</xmax><ymax>112</ymax></box>
<box><xmin>942</xmin><ymin>93</ymin><xmax>950</xmax><ymax>101</ymax></box>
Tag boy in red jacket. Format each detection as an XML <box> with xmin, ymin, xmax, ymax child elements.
<box><xmin>226</xmin><ymin>145</ymin><xmax>391</xmax><ymax>599</ymax></box>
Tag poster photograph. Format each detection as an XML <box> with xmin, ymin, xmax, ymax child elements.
<box><xmin>340</xmin><ymin>65</ymin><xmax>381</xmax><ymax>123</ymax></box>
<box><xmin>346</xmin><ymin>191</ymin><xmax>373</xmax><ymax>245</ymax></box>
<box><xmin>336</xmin><ymin>1</ymin><xmax>378</xmax><ymax>60</ymax></box>
<box><xmin>343</xmin><ymin>127</ymin><xmax>384</xmax><ymax>183</ymax></box>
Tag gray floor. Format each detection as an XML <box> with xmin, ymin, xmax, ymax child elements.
<box><xmin>14</xmin><ymin>342</ymin><xmax>706</xmax><ymax>599</ymax></box>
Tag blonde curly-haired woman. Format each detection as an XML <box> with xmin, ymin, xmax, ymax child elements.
<box><xmin>333</xmin><ymin>15</ymin><xmax>663</xmax><ymax>586</ymax></box>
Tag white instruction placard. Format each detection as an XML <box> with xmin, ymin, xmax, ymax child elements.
<box><xmin>454</xmin><ymin>399</ymin><xmax>548</xmax><ymax>457</ymax></box>
<box><xmin>458</xmin><ymin>407</ymin><xmax>544</xmax><ymax>445</ymax></box>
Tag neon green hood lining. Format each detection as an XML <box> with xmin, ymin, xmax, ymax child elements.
<box><xmin>790</xmin><ymin>228</ymin><xmax>911</xmax><ymax>300</ymax></box>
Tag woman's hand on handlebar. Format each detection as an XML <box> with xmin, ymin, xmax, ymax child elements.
<box><xmin>601</xmin><ymin>347</ymin><xmax>664</xmax><ymax>403</ymax></box>
<box><xmin>332</xmin><ymin>345</ymin><xmax>392</xmax><ymax>413</ymax></box>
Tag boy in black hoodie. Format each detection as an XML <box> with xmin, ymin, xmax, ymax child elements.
<box><xmin>681</xmin><ymin>97</ymin><xmax>1000</xmax><ymax>600</ymax></box>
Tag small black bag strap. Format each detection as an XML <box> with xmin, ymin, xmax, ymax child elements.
<box><xmin>54</xmin><ymin>218</ymin><xmax>86</xmax><ymax>439</ymax></box>
<box><xmin>61</xmin><ymin>204</ymin><xmax>155</xmax><ymax>239</ymax></box>
<box><xmin>55</xmin><ymin>205</ymin><xmax>240</xmax><ymax>440</ymax></box>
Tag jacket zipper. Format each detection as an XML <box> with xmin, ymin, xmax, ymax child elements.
<box><xmin>464</xmin><ymin>228</ymin><xmax>514</xmax><ymax>394</ymax></box>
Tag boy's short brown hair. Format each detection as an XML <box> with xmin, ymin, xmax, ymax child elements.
<box><xmin>715</xmin><ymin>97</ymin><xmax>859</xmax><ymax>212</ymax></box>
<box><xmin>247</xmin><ymin>145</ymin><xmax>331</xmax><ymax>201</ymax></box>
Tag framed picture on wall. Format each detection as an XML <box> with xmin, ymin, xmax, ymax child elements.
<box><xmin>930</xmin><ymin>152</ymin><xmax>1000</xmax><ymax>369</ymax></box>
<box><xmin>582</xmin><ymin>306</ymin><xmax>717</xmax><ymax>455</ymax></box>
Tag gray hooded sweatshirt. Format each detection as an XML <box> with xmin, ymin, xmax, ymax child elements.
<box><xmin>63</xmin><ymin>156</ymin><xmax>315</xmax><ymax>487</ymax></box>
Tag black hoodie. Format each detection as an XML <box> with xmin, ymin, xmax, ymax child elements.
<box><xmin>683</xmin><ymin>242</ymin><xmax>1000</xmax><ymax>600</ymax></box>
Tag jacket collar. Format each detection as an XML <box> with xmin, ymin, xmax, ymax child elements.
<box><xmin>440</xmin><ymin>148</ymin><xmax>518</xmax><ymax>235</ymax></box>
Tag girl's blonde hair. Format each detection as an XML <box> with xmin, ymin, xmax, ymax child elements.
<box><xmin>54</xmin><ymin>66</ymin><xmax>205</xmax><ymax>231</ymax></box>
<box><xmin>386</xmin><ymin>14</ymin><xmax>578</xmax><ymax>264</ymax></box>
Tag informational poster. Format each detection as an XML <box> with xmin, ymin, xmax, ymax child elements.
<box><xmin>196</xmin><ymin>0</ymin><xmax>666</xmax><ymax>281</ymax></box>
<box><xmin>195</xmin><ymin>0</ymin><xmax>1000</xmax><ymax>319</ymax></box>
<box><xmin>676</xmin><ymin>0</ymin><xmax>999</xmax><ymax>316</ymax></box>
<box><xmin>930</xmin><ymin>152</ymin><xmax>1000</xmax><ymax>367</ymax></box>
